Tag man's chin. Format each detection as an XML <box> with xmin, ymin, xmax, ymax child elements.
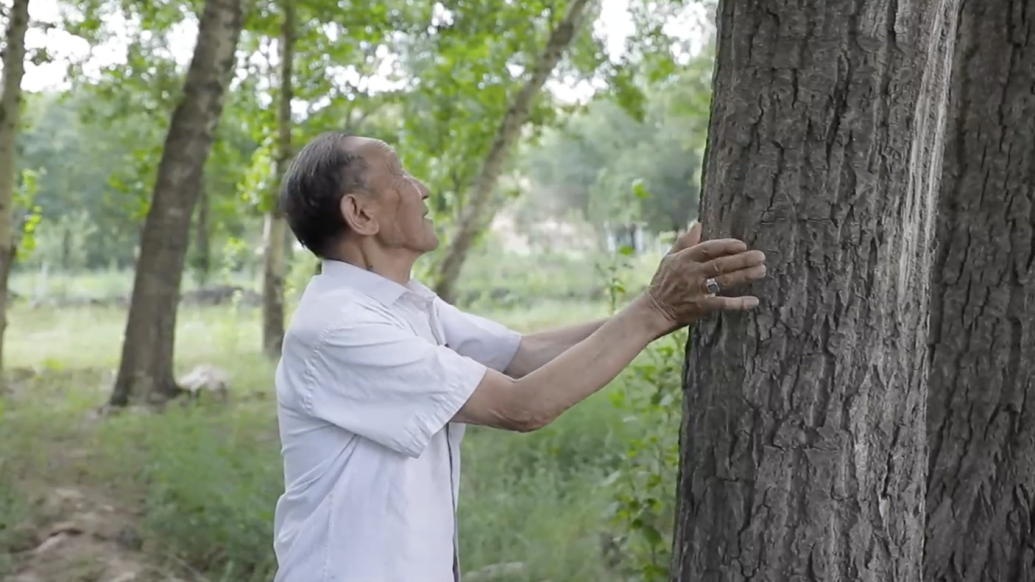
<box><xmin>422</xmin><ymin>224</ymin><xmax>440</xmax><ymax>251</ymax></box>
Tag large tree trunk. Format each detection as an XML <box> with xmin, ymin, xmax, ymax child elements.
<box><xmin>261</xmin><ymin>0</ymin><xmax>294</xmax><ymax>359</ymax></box>
<box><xmin>430</xmin><ymin>0</ymin><xmax>595</xmax><ymax>304</ymax></box>
<box><xmin>923</xmin><ymin>1</ymin><xmax>1035</xmax><ymax>580</ymax></box>
<box><xmin>109</xmin><ymin>0</ymin><xmax>245</xmax><ymax>407</ymax></box>
<box><xmin>670</xmin><ymin>1</ymin><xmax>959</xmax><ymax>580</ymax></box>
<box><xmin>0</xmin><ymin>0</ymin><xmax>30</xmax><ymax>376</ymax></box>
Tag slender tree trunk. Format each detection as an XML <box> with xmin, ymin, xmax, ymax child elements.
<box><xmin>924</xmin><ymin>1</ymin><xmax>1035</xmax><ymax>580</ymax></box>
<box><xmin>261</xmin><ymin>213</ymin><xmax>288</xmax><ymax>353</ymax></box>
<box><xmin>194</xmin><ymin>185</ymin><xmax>211</xmax><ymax>286</ymax></box>
<box><xmin>61</xmin><ymin>227</ymin><xmax>72</xmax><ymax>271</ymax></box>
<box><xmin>261</xmin><ymin>0</ymin><xmax>294</xmax><ymax>359</ymax></box>
<box><xmin>0</xmin><ymin>0</ymin><xmax>30</xmax><ymax>376</ymax></box>
<box><xmin>109</xmin><ymin>0</ymin><xmax>245</xmax><ymax>407</ymax></box>
<box><xmin>670</xmin><ymin>1</ymin><xmax>959</xmax><ymax>580</ymax></box>
<box><xmin>431</xmin><ymin>0</ymin><xmax>596</xmax><ymax>303</ymax></box>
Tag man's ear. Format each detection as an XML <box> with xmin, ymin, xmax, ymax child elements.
<box><xmin>340</xmin><ymin>193</ymin><xmax>379</xmax><ymax>236</ymax></box>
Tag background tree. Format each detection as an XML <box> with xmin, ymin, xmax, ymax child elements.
<box><xmin>0</xmin><ymin>0</ymin><xmax>30</xmax><ymax>374</ymax></box>
<box><xmin>924</xmin><ymin>1</ymin><xmax>1035</xmax><ymax>580</ymax></box>
<box><xmin>428</xmin><ymin>0</ymin><xmax>598</xmax><ymax>303</ymax></box>
<box><xmin>259</xmin><ymin>0</ymin><xmax>294</xmax><ymax>359</ymax></box>
<box><xmin>110</xmin><ymin>0</ymin><xmax>246</xmax><ymax>406</ymax></box>
<box><xmin>670</xmin><ymin>1</ymin><xmax>960</xmax><ymax>580</ymax></box>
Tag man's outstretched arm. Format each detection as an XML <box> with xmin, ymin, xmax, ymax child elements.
<box><xmin>505</xmin><ymin>318</ymin><xmax>609</xmax><ymax>378</ymax></box>
<box><xmin>454</xmin><ymin>227</ymin><xmax>767</xmax><ymax>433</ymax></box>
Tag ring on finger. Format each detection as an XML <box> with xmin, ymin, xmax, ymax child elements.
<box><xmin>705</xmin><ymin>277</ymin><xmax>721</xmax><ymax>295</ymax></box>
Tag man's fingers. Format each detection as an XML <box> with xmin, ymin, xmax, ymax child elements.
<box><xmin>670</xmin><ymin>221</ymin><xmax>702</xmax><ymax>254</ymax></box>
<box><xmin>700</xmin><ymin>250</ymin><xmax>767</xmax><ymax>278</ymax></box>
<box><xmin>712</xmin><ymin>264</ymin><xmax>767</xmax><ymax>290</ymax></box>
<box><xmin>684</xmin><ymin>238</ymin><xmax>749</xmax><ymax>262</ymax></box>
<box><xmin>699</xmin><ymin>294</ymin><xmax>760</xmax><ymax>311</ymax></box>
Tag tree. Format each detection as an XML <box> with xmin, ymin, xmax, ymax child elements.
<box><xmin>260</xmin><ymin>0</ymin><xmax>294</xmax><ymax>359</ymax></box>
<box><xmin>109</xmin><ymin>0</ymin><xmax>246</xmax><ymax>406</ymax></box>
<box><xmin>924</xmin><ymin>1</ymin><xmax>1035</xmax><ymax>580</ymax></box>
<box><xmin>670</xmin><ymin>1</ymin><xmax>959</xmax><ymax>580</ymax></box>
<box><xmin>430</xmin><ymin>0</ymin><xmax>597</xmax><ymax>303</ymax></box>
<box><xmin>0</xmin><ymin>0</ymin><xmax>30</xmax><ymax>374</ymax></box>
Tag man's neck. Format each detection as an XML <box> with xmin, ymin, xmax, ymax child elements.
<box><xmin>331</xmin><ymin>242</ymin><xmax>416</xmax><ymax>285</ymax></box>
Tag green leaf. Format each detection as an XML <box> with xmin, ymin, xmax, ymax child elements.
<box><xmin>632</xmin><ymin>179</ymin><xmax>650</xmax><ymax>199</ymax></box>
<box><xmin>640</xmin><ymin>523</ymin><xmax>663</xmax><ymax>547</ymax></box>
<box><xmin>600</xmin><ymin>470</ymin><xmax>622</xmax><ymax>487</ymax></box>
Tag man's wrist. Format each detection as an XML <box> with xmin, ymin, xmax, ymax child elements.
<box><xmin>626</xmin><ymin>294</ymin><xmax>679</xmax><ymax>340</ymax></box>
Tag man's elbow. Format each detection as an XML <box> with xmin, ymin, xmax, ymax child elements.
<box><xmin>501</xmin><ymin>415</ymin><xmax>549</xmax><ymax>433</ymax></box>
<box><xmin>462</xmin><ymin>371</ymin><xmax>554</xmax><ymax>432</ymax></box>
<box><xmin>509</xmin><ymin>414</ymin><xmax>551</xmax><ymax>433</ymax></box>
<box><xmin>498</xmin><ymin>403</ymin><xmax>554</xmax><ymax>433</ymax></box>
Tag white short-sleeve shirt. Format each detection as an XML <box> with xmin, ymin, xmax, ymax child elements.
<box><xmin>271</xmin><ymin>259</ymin><xmax>522</xmax><ymax>582</ymax></box>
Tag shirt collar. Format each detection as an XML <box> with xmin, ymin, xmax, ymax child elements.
<box><xmin>320</xmin><ymin>259</ymin><xmax>435</xmax><ymax>305</ymax></box>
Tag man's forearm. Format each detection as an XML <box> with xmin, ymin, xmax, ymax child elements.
<box><xmin>505</xmin><ymin>297</ymin><xmax>669</xmax><ymax>429</ymax></box>
<box><xmin>506</xmin><ymin>318</ymin><xmax>609</xmax><ymax>377</ymax></box>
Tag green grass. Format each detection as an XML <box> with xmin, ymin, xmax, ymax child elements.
<box><xmin>9</xmin><ymin>266</ymin><xmax>258</xmax><ymax>301</ymax></box>
<box><xmin>0</xmin><ymin>251</ymin><xmax>681</xmax><ymax>582</ymax></box>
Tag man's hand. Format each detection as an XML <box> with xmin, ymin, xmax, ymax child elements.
<box><xmin>643</xmin><ymin>222</ymin><xmax>767</xmax><ymax>331</ymax></box>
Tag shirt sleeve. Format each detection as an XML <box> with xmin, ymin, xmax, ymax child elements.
<box><xmin>302</xmin><ymin>313</ymin><xmax>488</xmax><ymax>458</ymax></box>
<box><xmin>434</xmin><ymin>299</ymin><xmax>523</xmax><ymax>373</ymax></box>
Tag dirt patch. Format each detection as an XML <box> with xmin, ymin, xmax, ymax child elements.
<box><xmin>5</xmin><ymin>487</ymin><xmax>187</xmax><ymax>582</ymax></box>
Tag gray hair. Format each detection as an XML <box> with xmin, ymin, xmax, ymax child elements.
<box><xmin>279</xmin><ymin>131</ymin><xmax>368</xmax><ymax>257</ymax></box>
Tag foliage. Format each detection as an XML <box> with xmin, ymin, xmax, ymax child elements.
<box><xmin>14</xmin><ymin>0</ymin><xmax>716</xmax><ymax>277</ymax></box>
<box><xmin>594</xmin><ymin>241</ymin><xmax>685</xmax><ymax>581</ymax></box>
<box><xmin>14</xmin><ymin>168</ymin><xmax>43</xmax><ymax>260</ymax></box>
<box><xmin>604</xmin><ymin>331</ymin><xmax>685</xmax><ymax>580</ymax></box>
<box><xmin>0</xmin><ymin>389</ymin><xmax>27</xmax><ymax>580</ymax></box>
<box><xmin>0</xmin><ymin>473</ymin><xmax>27</xmax><ymax>580</ymax></box>
<box><xmin>517</xmin><ymin>55</ymin><xmax>713</xmax><ymax>238</ymax></box>
<box><xmin>392</xmin><ymin>0</ymin><xmax>597</xmax><ymax>246</ymax></box>
<box><xmin>96</xmin><ymin>405</ymin><xmax>283</xmax><ymax>582</ymax></box>
<box><xmin>17</xmin><ymin>93</ymin><xmax>140</xmax><ymax>268</ymax></box>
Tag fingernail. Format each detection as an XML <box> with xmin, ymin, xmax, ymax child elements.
<box><xmin>745</xmin><ymin>297</ymin><xmax>759</xmax><ymax>308</ymax></box>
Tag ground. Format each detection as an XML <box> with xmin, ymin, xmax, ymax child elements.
<box><xmin>5</xmin><ymin>483</ymin><xmax>157</xmax><ymax>582</ymax></box>
<box><xmin>1</xmin><ymin>367</ymin><xmax>169</xmax><ymax>582</ymax></box>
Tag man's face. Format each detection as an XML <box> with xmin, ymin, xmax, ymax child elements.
<box><xmin>343</xmin><ymin>136</ymin><xmax>439</xmax><ymax>254</ymax></box>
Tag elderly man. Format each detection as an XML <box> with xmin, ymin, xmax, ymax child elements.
<box><xmin>271</xmin><ymin>132</ymin><xmax>767</xmax><ymax>582</ymax></box>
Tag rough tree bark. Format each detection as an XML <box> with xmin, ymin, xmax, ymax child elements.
<box><xmin>109</xmin><ymin>0</ymin><xmax>245</xmax><ymax>406</ymax></box>
<box><xmin>261</xmin><ymin>0</ymin><xmax>294</xmax><ymax>359</ymax></box>
<box><xmin>431</xmin><ymin>0</ymin><xmax>595</xmax><ymax>304</ymax></box>
<box><xmin>924</xmin><ymin>1</ymin><xmax>1035</xmax><ymax>580</ymax></box>
<box><xmin>670</xmin><ymin>1</ymin><xmax>959</xmax><ymax>580</ymax></box>
<box><xmin>0</xmin><ymin>0</ymin><xmax>30</xmax><ymax>376</ymax></box>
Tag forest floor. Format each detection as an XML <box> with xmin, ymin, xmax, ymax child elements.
<box><xmin>1</xmin><ymin>368</ymin><xmax>180</xmax><ymax>582</ymax></box>
<box><xmin>6</xmin><ymin>483</ymin><xmax>165</xmax><ymax>582</ymax></box>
